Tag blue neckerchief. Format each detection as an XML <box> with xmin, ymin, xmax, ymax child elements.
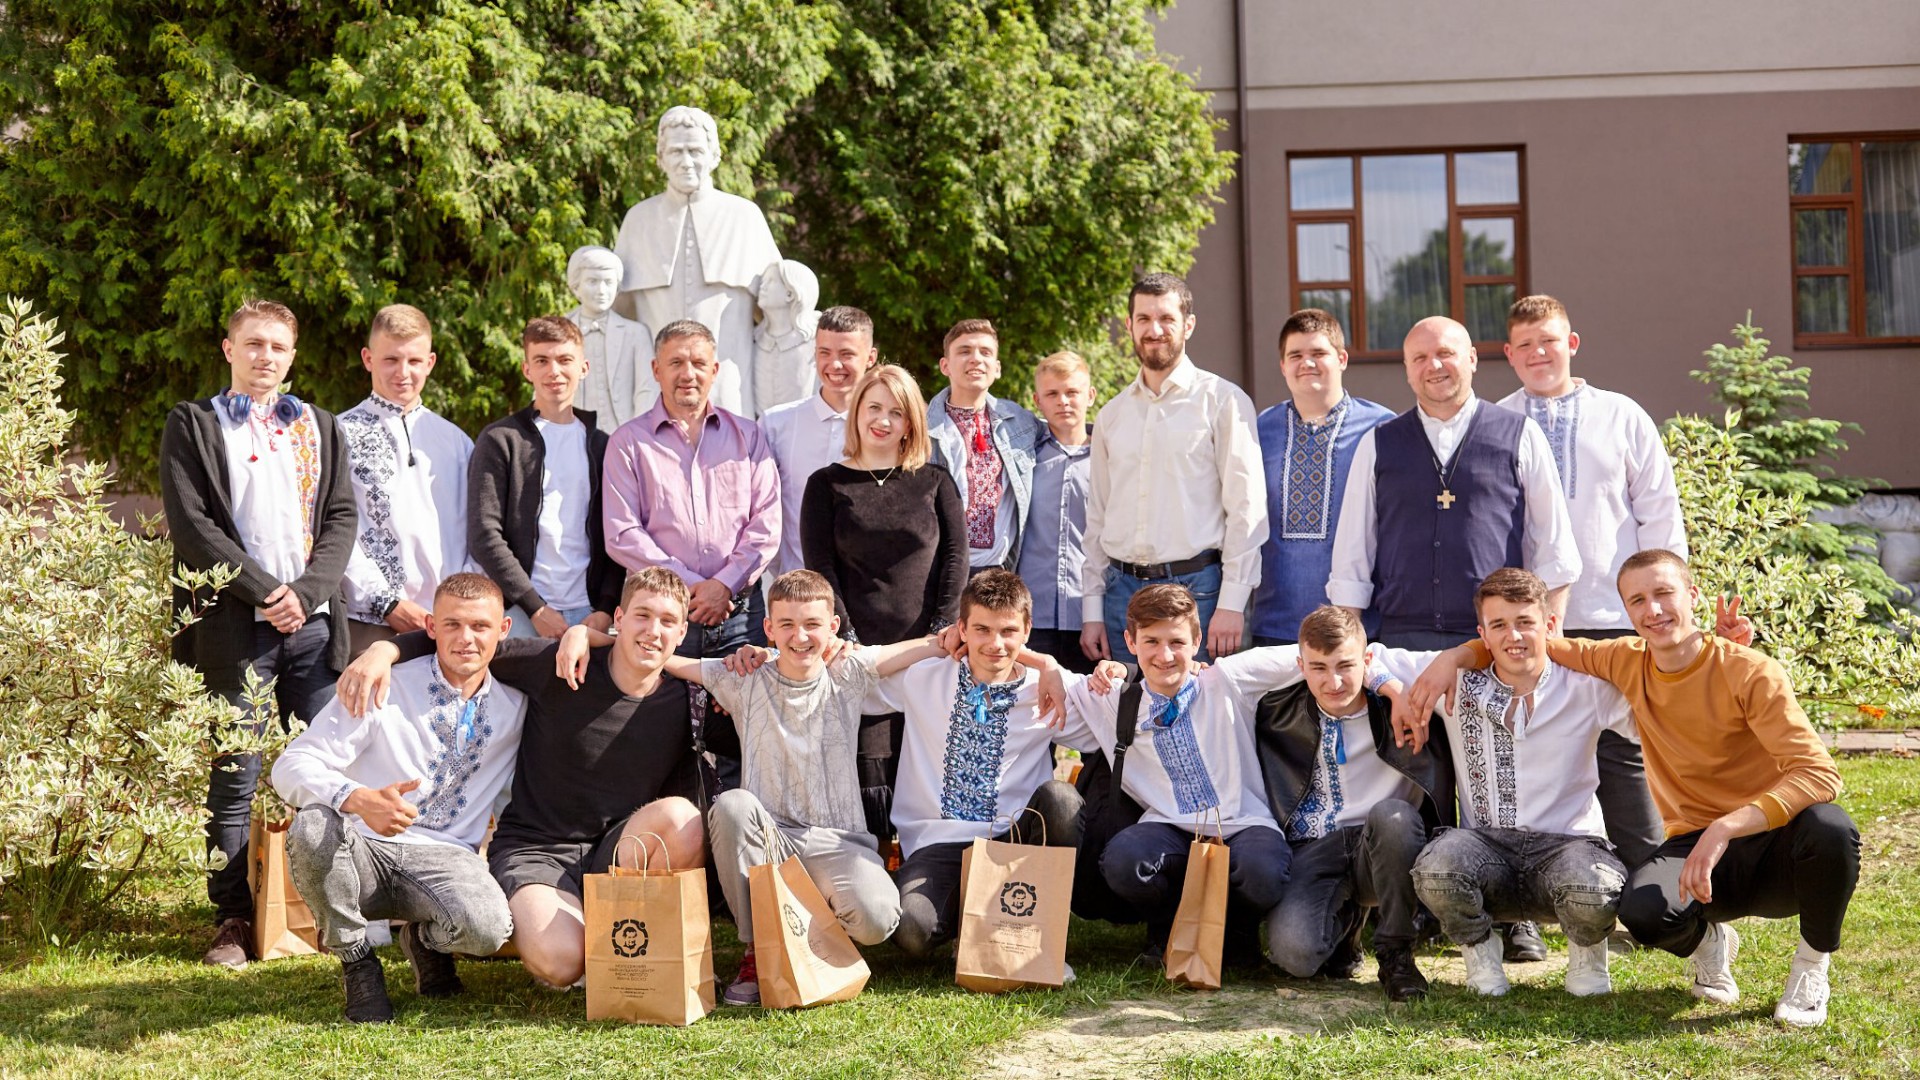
<box><xmin>965</xmin><ymin>683</ymin><xmax>991</xmax><ymax>725</ymax></box>
<box><xmin>458</xmin><ymin>698</ymin><xmax>478</xmax><ymax>749</ymax></box>
<box><xmin>1145</xmin><ymin>676</ymin><xmax>1200</xmax><ymax>729</ymax></box>
<box><xmin>1328</xmin><ymin>712</ymin><xmax>1348</xmax><ymax>765</ymax></box>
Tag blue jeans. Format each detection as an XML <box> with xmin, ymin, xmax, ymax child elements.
<box><xmin>1099</xmin><ymin>821</ymin><xmax>1290</xmax><ymax>927</ymax></box>
<box><xmin>204</xmin><ymin>617</ymin><xmax>339</xmax><ymax>922</ymax></box>
<box><xmin>1412</xmin><ymin>827</ymin><xmax>1626</xmax><ymax>948</ymax></box>
<box><xmin>675</xmin><ymin>585</ymin><xmax>765</xmax><ymax>791</ymax></box>
<box><xmin>1265</xmin><ymin>798</ymin><xmax>1427</xmax><ymax>975</ymax></box>
<box><xmin>1101</xmin><ymin>562</ymin><xmax>1223</xmax><ymax>664</ymax></box>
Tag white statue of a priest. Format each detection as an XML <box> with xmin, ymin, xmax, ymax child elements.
<box><xmin>613</xmin><ymin>104</ymin><xmax>781</xmax><ymax>417</ymax></box>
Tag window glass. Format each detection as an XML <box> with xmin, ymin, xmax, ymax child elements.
<box><xmin>1289</xmin><ymin>157</ymin><xmax>1353</xmax><ymax>211</ymax></box>
<box><xmin>1455</xmin><ymin>151</ymin><xmax>1520</xmax><ymax>206</ymax></box>
<box><xmin>1361</xmin><ymin>154</ymin><xmax>1449</xmax><ymax>351</ymax></box>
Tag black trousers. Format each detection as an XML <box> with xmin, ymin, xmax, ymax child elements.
<box><xmin>891</xmin><ymin>780</ymin><xmax>1084</xmax><ymax>957</ymax></box>
<box><xmin>1619</xmin><ymin>803</ymin><xmax>1860</xmax><ymax>955</ymax></box>
<box><xmin>1025</xmin><ymin>627</ymin><xmax>1096</xmax><ymax>676</ymax></box>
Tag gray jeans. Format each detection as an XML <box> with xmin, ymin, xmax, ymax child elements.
<box><xmin>707</xmin><ymin>788</ymin><xmax>901</xmax><ymax>947</ymax></box>
<box><xmin>1265</xmin><ymin>798</ymin><xmax>1427</xmax><ymax>976</ymax></box>
<box><xmin>1411</xmin><ymin>826</ymin><xmax>1626</xmax><ymax>948</ymax></box>
<box><xmin>285</xmin><ymin>804</ymin><xmax>513</xmax><ymax>963</ymax></box>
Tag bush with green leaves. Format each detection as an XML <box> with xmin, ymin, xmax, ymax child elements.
<box><xmin>1664</xmin><ymin>409</ymin><xmax>1920</xmax><ymax>728</ymax></box>
<box><xmin>1691</xmin><ymin>317</ymin><xmax>1904</xmax><ymax>611</ymax></box>
<box><xmin>0</xmin><ymin>299</ymin><xmax>275</xmax><ymax>944</ymax></box>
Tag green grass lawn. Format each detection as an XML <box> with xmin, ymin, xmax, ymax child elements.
<box><xmin>4</xmin><ymin>757</ymin><xmax>1918</xmax><ymax>1079</ymax></box>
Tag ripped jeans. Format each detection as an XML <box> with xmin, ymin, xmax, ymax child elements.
<box><xmin>1411</xmin><ymin>827</ymin><xmax>1625</xmax><ymax>948</ymax></box>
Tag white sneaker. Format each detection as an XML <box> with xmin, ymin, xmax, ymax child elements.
<box><xmin>1688</xmin><ymin>923</ymin><xmax>1740</xmax><ymax>1005</ymax></box>
<box><xmin>1774</xmin><ymin>954</ymin><xmax>1830</xmax><ymax>1028</ymax></box>
<box><xmin>1462</xmin><ymin>935</ymin><xmax>1509</xmax><ymax>997</ymax></box>
<box><xmin>1565</xmin><ymin>940</ymin><xmax>1612</xmax><ymax>997</ymax></box>
<box><xmin>1061</xmin><ymin>962</ymin><xmax>1077</xmax><ymax>987</ymax></box>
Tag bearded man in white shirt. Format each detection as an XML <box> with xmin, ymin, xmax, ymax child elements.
<box><xmin>272</xmin><ymin>573</ymin><xmax>527</xmax><ymax>1023</ymax></box>
<box><xmin>759</xmin><ymin>305</ymin><xmax>878</xmax><ymax>579</ymax></box>
<box><xmin>1496</xmin><ymin>294</ymin><xmax>1684</xmax><ymax>870</ymax></box>
<box><xmin>1081</xmin><ymin>273</ymin><xmax>1268</xmax><ymax>665</ymax></box>
<box><xmin>338</xmin><ymin>304</ymin><xmax>475</xmax><ymax>657</ymax></box>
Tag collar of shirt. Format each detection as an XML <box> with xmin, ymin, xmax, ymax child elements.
<box><xmin>1468</xmin><ymin>659</ymin><xmax>1557</xmax><ymax>738</ymax></box>
<box><xmin>364</xmin><ymin>391</ymin><xmax>420</xmax><ymax>417</ymax></box>
<box><xmin>1127</xmin><ymin>355</ymin><xmax>1198</xmax><ymax>401</ymax></box>
<box><xmin>644</xmin><ymin>397</ymin><xmax>718</xmax><ymax>440</ymax></box>
<box><xmin>1141</xmin><ymin>675</ymin><xmax>1201</xmax><ymax>730</ymax></box>
<box><xmin>808</xmin><ymin>391</ymin><xmax>845</xmax><ymax>424</ymax></box>
<box><xmin>1039</xmin><ymin>429</ymin><xmax>1092</xmax><ymax>457</ymax></box>
<box><xmin>1518</xmin><ymin>378</ymin><xmax>1588</xmax><ymax>404</ymax></box>
<box><xmin>1289</xmin><ymin>391</ymin><xmax>1351</xmax><ymax>429</ymax></box>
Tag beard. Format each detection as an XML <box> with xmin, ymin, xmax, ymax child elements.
<box><xmin>1134</xmin><ymin>333</ymin><xmax>1185</xmax><ymax>371</ymax></box>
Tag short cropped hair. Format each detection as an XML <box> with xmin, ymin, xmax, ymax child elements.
<box><xmin>1507</xmin><ymin>294</ymin><xmax>1569</xmax><ymax>331</ymax></box>
<box><xmin>656</xmin><ymin>105</ymin><xmax>719</xmax><ymax>156</ymax></box>
<box><xmin>1279</xmin><ymin>308</ymin><xmax>1345</xmax><ymax>354</ymax></box>
<box><xmin>961</xmin><ymin>569</ymin><xmax>1033</xmax><ymax>626</ymax></box>
<box><xmin>566</xmin><ymin>245</ymin><xmax>624</xmax><ymax>292</ymax></box>
<box><xmin>228</xmin><ymin>299</ymin><xmax>299</xmax><ymax>342</ymax></box>
<box><xmin>1297</xmin><ymin>605</ymin><xmax>1365</xmax><ymax>654</ymax></box>
<box><xmin>1474</xmin><ymin>567</ymin><xmax>1550</xmax><ymax>618</ymax></box>
<box><xmin>621</xmin><ymin>566</ymin><xmax>690</xmax><ymax>615</ymax></box>
<box><xmin>522</xmin><ymin>315</ymin><xmax>583</xmax><ymax>349</ymax></box>
<box><xmin>767</xmin><ymin>569</ymin><xmax>835</xmax><ymax>608</ymax></box>
<box><xmin>434</xmin><ymin>572</ymin><xmax>504</xmax><ymax>608</ymax></box>
<box><xmin>843</xmin><ymin>364</ymin><xmax>932</xmax><ymax>471</ymax></box>
<box><xmin>1126</xmin><ymin>583</ymin><xmax>1200</xmax><ymax>637</ymax></box>
<box><xmin>1618</xmin><ymin>548</ymin><xmax>1693</xmax><ymax>587</ymax></box>
<box><xmin>369</xmin><ymin>303</ymin><xmax>431</xmax><ymax>345</ymax></box>
<box><xmin>1130</xmin><ymin>272</ymin><xmax>1193</xmax><ymax>318</ymax></box>
<box><xmin>943</xmin><ymin>318</ymin><xmax>997</xmax><ymax>353</ymax></box>
<box><xmin>817</xmin><ymin>306</ymin><xmax>874</xmax><ymax>337</ymax></box>
<box><xmin>1033</xmin><ymin>351</ymin><xmax>1090</xmax><ymax>382</ymax></box>
<box><xmin>655</xmin><ymin>319</ymin><xmax>716</xmax><ymax>351</ymax></box>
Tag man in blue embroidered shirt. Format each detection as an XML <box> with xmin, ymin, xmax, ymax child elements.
<box><xmin>272</xmin><ymin>573</ymin><xmax>528</xmax><ymax>1023</ymax></box>
<box><xmin>1251</xmin><ymin>310</ymin><xmax>1394</xmax><ymax>647</ymax></box>
<box><xmin>1016</xmin><ymin>351</ymin><xmax>1096</xmax><ymax>673</ymax></box>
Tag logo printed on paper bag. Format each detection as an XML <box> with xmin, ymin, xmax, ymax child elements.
<box><xmin>610</xmin><ymin>918</ymin><xmax>649</xmax><ymax>958</ymax></box>
<box><xmin>782</xmin><ymin>902</ymin><xmax>805</xmax><ymax>938</ymax></box>
<box><xmin>999</xmin><ymin>881</ymin><xmax>1038</xmax><ymax>917</ymax></box>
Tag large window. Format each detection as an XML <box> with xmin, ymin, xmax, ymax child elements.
<box><xmin>1789</xmin><ymin>135</ymin><xmax>1920</xmax><ymax>346</ymax></box>
<box><xmin>1287</xmin><ymin>148</ymin><xmax>1526</xmax><ymax>359</ymax></box>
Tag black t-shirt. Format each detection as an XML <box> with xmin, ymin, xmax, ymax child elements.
<box><xmin>388</xmin><ymin>634</ymin><xmax>697</xmax><ymax>846</ymax></box>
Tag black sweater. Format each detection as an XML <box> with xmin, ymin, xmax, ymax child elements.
<box><xmin>466</xmin><ymin>406</ymin><xmax>621</xmax><ymax>619</ymax></box>
<box><xmin>799</xmin><ymin>462</ymin><xmax>968</xmax><ymax>644</ymax></box>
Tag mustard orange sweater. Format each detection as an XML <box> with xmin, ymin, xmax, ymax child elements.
<box><xmin>1463</xmin><ymin>635</ymin><xmax>1840</xmax><ymax>835</ymax></box>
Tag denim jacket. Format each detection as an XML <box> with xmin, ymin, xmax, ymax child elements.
<box><xmin>926</xmin><ymin>387</ymin><xmax>1041</xmax><ymax>569</ymax></box>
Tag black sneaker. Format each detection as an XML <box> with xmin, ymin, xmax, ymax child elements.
<box><xmin>202</xmin><ymin>917</ymin><xmax>255</xmax><ymax>968</ymax></box>
<box><xmin>1503</xmin><ymin>920</ymin><xmax>1548</xmax><ymax>963</ymax></box>
<box><xmin>1317</xmin><ymin>915</ymin><xmax>1366</xmax><ymax>979</ymax></box>
<box><xmin>342</xmin><ymin>953</ymin><xmax>395</xmax><ymax>1024</ymax></box>
<box><xmin>1376</xmin><ymin>946</ymin><xmax>1430</xmax><ymax>1002</ymax></box>
<box><xmin>1223</xmin><ymin>923</ymin><xmax>1266</xmax><ymax>973</ymax></box>
<box><xmin>398</xmin><ymin>921</ymin><xmax>464</xmax><ymax>998</ymax></box>
<box><xmin>1138</xmin><ymin>922</ymin><xmax>1170</xmax><ymax>967</ymax></box>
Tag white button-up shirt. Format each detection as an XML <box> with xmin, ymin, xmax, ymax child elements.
<box><xmin>759</xmin><ymin>391</ymin><xmax>848</xmax><ymax>580</ymax></box>
<box><xmin>1082</xmin><ymin>356</ymin><xmax>1268</xmax><ymax>620</ymax></box>
<box><xmin>1327</xmin><ymin>397</ymin><xmax>1581</xmax><ymax>610</ymax></box>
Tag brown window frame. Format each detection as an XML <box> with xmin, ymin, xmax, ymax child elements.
<box><xmin>1788</xmin><ymin>131</ymin><xmax>1920</xmax><ymax>349</ymax></box>
<box><xmin>1286</xmin><ymin>147</ymin><xmax>1529</xmax><ymax>363</ymax></box>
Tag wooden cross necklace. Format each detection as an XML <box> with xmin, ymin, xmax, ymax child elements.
<box><xmin>1429</xmin><ymin>441</ymin><xmax>1461</xmax><ymax>510</ymax></box>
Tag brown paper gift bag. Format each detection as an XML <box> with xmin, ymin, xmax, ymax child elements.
<box><xmin>749</xmin><ymin>830</ymin><xmax>871</xmax><ymax>1009</ymax></box>
<box><xmin>249</xmin><ymin>816</ymin><xmax>321</xmax><ymax>960</ymax></box>
<box><xmin>583</xmin><ymin>834</ymin><xmax>716</xmax><ymax>1025</ymax></box>
<box><xmin>1164</xmin><ymin>814</ymin><xmax>1229</xmax><ymax>990</ymax></box>
<box><xmin>954</xmin><ymin>812</ymin><xmax>1076</xmax><ymax>993</ymax></box>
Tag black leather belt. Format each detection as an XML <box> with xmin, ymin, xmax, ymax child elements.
<box><xmin>1115</xmin><ymin>549</ymin><xmax>1222</xmax><ymax>581</ymax></box>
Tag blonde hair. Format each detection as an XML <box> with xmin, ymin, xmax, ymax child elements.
<box><xmin>843</xmin><ymin>364</ymin><xmax>931</xmax><ymax>471</ymax></box>
<box><xmin>1033</xmin><ymin>351</ymin><xmax>1090</xmax><ymax>382</ymax></box>
<box><xmin>369</xmin><ymin>303</ymin><xmax>432</xmax><ymax>346</ymax></box>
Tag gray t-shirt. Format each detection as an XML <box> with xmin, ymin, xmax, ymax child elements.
<box><xmin>700</xmin><ymin>651</ymin><xmax>879</xmax><ymax>837</ymax></box>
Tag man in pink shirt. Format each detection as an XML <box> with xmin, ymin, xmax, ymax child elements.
<box><xmin>603</xmin><ymin>319</ymin><xmax>782</xmax><ymax>787</ymax></box>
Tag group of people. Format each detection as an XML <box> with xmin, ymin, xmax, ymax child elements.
<box><xmin>160</xmin><ymin>274</ymin><xmax>1859</xmax><ymax>1031</ymax></box>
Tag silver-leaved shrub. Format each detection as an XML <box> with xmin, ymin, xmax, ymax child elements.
<box><xmin>0</xmin><ymin>299</ymin><xmax>274</xmax><ymax>943</ymax></box>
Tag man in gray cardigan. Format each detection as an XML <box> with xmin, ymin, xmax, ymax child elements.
<box><xmin>160</xmin><ymin>299</ymin><xmax>358</xmax><ymax>968</ymax></box>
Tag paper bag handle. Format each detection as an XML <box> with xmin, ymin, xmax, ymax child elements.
<box><xmin>1191</xmin><ymin>806</ymin><xmax>1224</xmax><ymax>843</ymax></box>
<box><xmin>991</xmin><ymin>806</ymin><xmax>1048</xmax><ymax>847</ymax></box>
<box><xmin>612</xmin><ymin>831</ymin><xmax>672</xmax><ymax>875</ymax></box>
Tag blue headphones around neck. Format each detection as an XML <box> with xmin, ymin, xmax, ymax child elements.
<box><xmin>222</xmin><ymin>391</ymin><xmax>303</xmax><ymax>425</ymax></box>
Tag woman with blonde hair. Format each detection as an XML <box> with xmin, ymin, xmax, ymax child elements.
<box><xmin>801</xmin><ymin>363</ymin><xmax>967</xmax><ymax>839</ymax></box>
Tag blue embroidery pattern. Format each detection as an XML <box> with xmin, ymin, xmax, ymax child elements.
<box><xmin>1286</xmin><ymin>712</ymin><xmax>1348</xmax><ymax>840</ymax></box>
<box><xmin>340</xmin><ymin>401</ymin><xmax>405</xmax><ymax>618</ymax></box>
<box><xmin>415</xmin><ymin>659</ymin><xmax>492</xmax><ymax>832</ymax></box>
<box><xmin>938</xmin><ymin>665</ymin><xmax>1021</xmax><ymax>823</ymax></box>
<box><xmin>1455</xmin><ymin>669</ymin><xmax>1519</xmax><ymax>829</ymax></box>
<box><xmin>1144</xmin><ymin>679</ymin><xmax>1219</xmax><ymax>815</ymax></box>
<box><xmin>1280</xmin><ymin>397</ymin><xmax>1350</xmax><ymax>541</ymax></box>
<box><xmin>1524</xmin><ymin>386</ymin><xmax>1582</xmax><ymax>501</ymax></box>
